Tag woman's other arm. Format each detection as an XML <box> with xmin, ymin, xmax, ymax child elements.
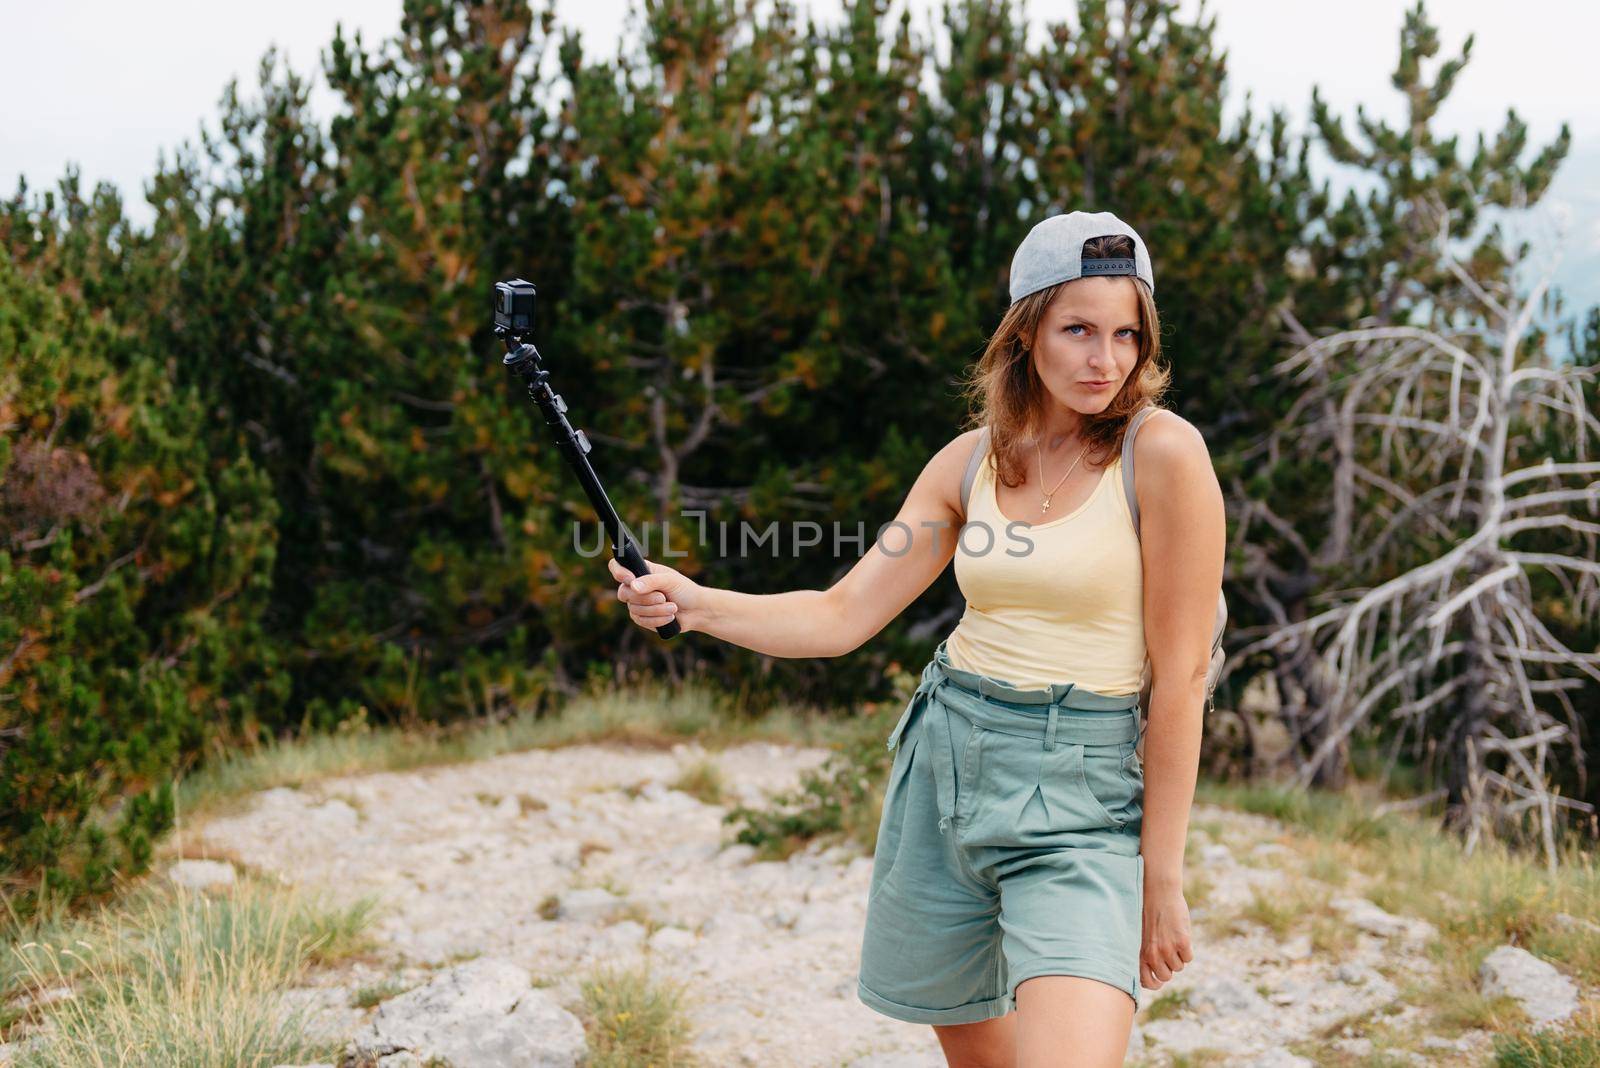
<box><xmin>1134</xmin><ymin>410</ymin><xmax>1225</xmax><ymax>992</ymax></box>
<box><xmin>608</xmin><ymin>429</ymin><xmax>982</xmax><ymax>658</ymax></box>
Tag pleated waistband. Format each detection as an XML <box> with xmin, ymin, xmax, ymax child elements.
<box><xmin>884</xmin><ymin>642</ymin><xmax>1142</xmax><ymax>836</ymax></box>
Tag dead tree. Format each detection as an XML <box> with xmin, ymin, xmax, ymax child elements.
<box><xmin>1233</xmin><ymin>194</ymin><xmax>1599</xmax><ymax>869</ymax></box>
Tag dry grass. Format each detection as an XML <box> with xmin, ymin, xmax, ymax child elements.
<box><xmin>170</xmin><ymin>682</ymin><xmax>844</xmax><ymax>826</ymax></box>
<box><xmin>577</xmin><ymin>958</ymin><xmax>701</xmax><ymax>1068</ymax></box>
<box><xmin>2</xmin><ymin>876</ymin><xmax>378</xmax><ymax>1066</ymax></box>
<box><xmin>351</xmin><ymin>975</ymin><xmax>414</xmax><ymax>1008</ymax></box>
<box><xmin>669</xmin><ymin>758</ymin><xmax>727</xmax><ymax>806</ymax></box>
<box><xmin>1225</xmin><ymin>880</ymin><xmax>1335</xmax><ymax>940</ymax></box>
<box><xmin>1197</xmin><ymin>778</ymin><xmax>1600</xmax><ymax>1063</ymax></box>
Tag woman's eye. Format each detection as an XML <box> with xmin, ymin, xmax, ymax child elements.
<box><xmin>1063</xmin><ymin>325</ymin><xmax>1139</xmax><ymax>338</ymax></box>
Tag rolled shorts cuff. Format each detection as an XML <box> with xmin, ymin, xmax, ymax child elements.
<box><xmin>1007</xmin><ymin>954</ymin><xmax>1139</xmax><ymax>1009</ymax></box>
<box><xmin>856</xmin><ymin>978</ymin><xmax>1014</xmax><ymax>1026</ymax></box>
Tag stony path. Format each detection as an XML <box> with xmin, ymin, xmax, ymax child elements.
<box><xmin>179</xmin><ymin>739</ymin><xmax>1516</xmax><ymax>1066</ymax></box>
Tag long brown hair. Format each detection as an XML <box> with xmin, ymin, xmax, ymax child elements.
<box><xmin>958</xmin><ymin>233</ymin><xmax>1171</xmax><ymax>489</ymax></box>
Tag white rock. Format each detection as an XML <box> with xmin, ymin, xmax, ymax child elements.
<box><xmin>700</xmin><ymin>910</ymin><xmax>766</xmax><ymax>940</ymax></box>
<box><xmin>546</xmin><ymin>841</ymin><xmax>583</xmax><ymax>871</ymax></box>
<box><xmin>1245</xmin><ymin>1052</ymin><xmax>1314</xmax><ymax>1068</ymax></box>
<box><xmin>597</xmin><ymin>920</ymin><xmax>647</xmax><ymax>953</ymax></box>
<box><xmin>168</xmin><ymin>859</ymin><xmax>237</xmax><ymax>891</ymax></box>
<box><xmin>553</xmin><ymin>886</ymin><xmax>624</xmax><ymax>923</ymax></box>
<box><xmin>647</xmin><ymin>926</ymin><xmax>698</xmax><ymax>953</ymax></box>
<box><xmin>1330</xmin><ymin>896</ymin><xmax>1436</xmax><ymax>943</ymax></box>
<box><xmin>844</xmin><ymin>856</ymin><xmax>875</xmax><ymax>883</ymax></box>
<box><xmin>256</xmin><ymin>786</ymin><xmax>304</xmax><ymax>809</ymax></box>
<box><xmin>818</xmin><ymin>844</ymin><xmax>856</xmax><ymax>865</ymax></box>
<box><xmin>1280</xmin><ymin>933</ymin><xmax>1312</xmax><ymax>961</ymax></box>
<box><xmin>307</xmin><ymin>798</ymin><xmax>361</xmax><ymax>832</ymax></box>
<box><xmin>276</xmin><ymin>986</ymin><xmax>364</xmax><ymax>1044</ymax></box>
<box><xmin>345</xmin><ymin>958</ymin><xmax>586</xmax><ymax>1068</ymax></box>
<box><xmin>1187</xmin><ymin>976</ymin><xmax>1266</xmax><ymax>1018</ymax></box>
<box><xmin>793</xmin><ymin>901</ymin><xmax>852</xmax><ymax>938</ymax></box>
<box><xmin>846</xmin><ymin>1053</ymin><xmax>946</xmax><ymax>1067</ymax></box>
<box><xmin>1335</xmin><ymin>962</ymin><xmax>1372</xmax><ymax>985</ymax></box>
<box><xmin>716</xmin><ymin>843</ymin><xmax>758</xmax><ymax>867</ymax></box>
<box><xmin>1478</xmin><ymin>945</ymin><xmax>1579</xmax><ymax>1027</ymax></box>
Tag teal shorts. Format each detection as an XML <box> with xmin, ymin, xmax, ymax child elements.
<box><xmin>856</xmin><ymin>638</ymin><xmax>1146</xmax><ymax>1025</ymax></box>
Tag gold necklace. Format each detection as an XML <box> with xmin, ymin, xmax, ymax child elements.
<box><xmin>1036</xmin><ymin>434</ymin><xmax>1088</xmax><ymax>513</ymax></box>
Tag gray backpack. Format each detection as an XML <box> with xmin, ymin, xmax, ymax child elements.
<box><xmin>958</xmin><ymin>406</ymin><xmax>1228</xmax><ymax>715</ymax></box>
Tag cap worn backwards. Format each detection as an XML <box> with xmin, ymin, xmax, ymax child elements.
<box><xmin>1008</xmin><ymin>210</ymin><xmax>1156</xmax><ymax>305</ymax></box>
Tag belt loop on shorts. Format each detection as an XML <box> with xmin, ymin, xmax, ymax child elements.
<box><xmin>1044</xmin><ymin>704</ymin><xmax>1059</xmax><ymax>751</ymax></box>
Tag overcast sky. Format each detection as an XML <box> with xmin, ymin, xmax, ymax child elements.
<box><xmin>4</xmin><ymin>0</ymin><xmax>1596</xmax><ymax>325</ymax></box>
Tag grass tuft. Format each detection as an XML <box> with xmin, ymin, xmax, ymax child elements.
<box><xmin>669</xmin><ymin>759</ymin><xmax>727</xmax><ymax>806</ymax></box>
<box><xmin>578</xmin><ymin>959</ymin><xmax>700</xmax><ymax>1067</ymax></box>
<box><xmin>3</xmin><ymin>877</ymin><xmax>379</xmax><ymax>1066</ymax></box>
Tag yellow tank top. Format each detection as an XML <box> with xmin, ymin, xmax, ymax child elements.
<box><xmin>945</xmin><ymin>446</ymin><xmax>1146</xmax><ymax>695</ymax></box>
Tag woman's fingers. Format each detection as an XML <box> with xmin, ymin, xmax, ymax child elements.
<box><xmin>619</xmin><ymin>574</ymin><xmax>667</xmax><ymax>605</ymax></box>
<box><xmin>607</xmin><ymin>558</ymin><xmax>681</xmax><ymax>629</ymax></box>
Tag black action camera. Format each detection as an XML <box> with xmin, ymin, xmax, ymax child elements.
<box><xmin>493</xmin><ymin>278</ymin><xmax>537</xmax><ymax>336</ymax></box>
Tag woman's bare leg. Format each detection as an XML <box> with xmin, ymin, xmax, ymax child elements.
<box><xmin>932</xmin><ymin>1012</ymin><xmax>1017</xmax><ymax>1068</ymax></box>
<box><xmin>1014</xmin><ymin>975</ymin><xmax>1134</xmax><ymax>1067</ymax></box>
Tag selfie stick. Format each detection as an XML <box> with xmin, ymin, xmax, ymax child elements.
<box><xmin>493</xmin><ymin>279</ymin><xmax>679</xmax><ymax>640</ymax></box>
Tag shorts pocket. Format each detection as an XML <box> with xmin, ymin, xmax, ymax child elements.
<box><xmin>1038</xmin><ymin>741</ymin><xmax>1137</xmax><ymax>832</ymax></box>
<box><xmin>1081</xmin><ymin>740</ymin><xmax>1140</xmax><ymax>829</ymax></box>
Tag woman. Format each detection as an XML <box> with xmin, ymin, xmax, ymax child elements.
<box><xmin>608</xmin><ymin>211</ymin><xmax>1224</xmax><ymax>1067</ymax></box>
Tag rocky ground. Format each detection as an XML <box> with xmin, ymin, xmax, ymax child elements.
<box><xmin>36</xmin><ymin>738</ymin><xmax>1585</xmax><ymax>1067</ymax></box>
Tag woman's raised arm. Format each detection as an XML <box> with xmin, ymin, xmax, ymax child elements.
<box><xmin>608</xmin><ymin>428</ymin><xmax>983</xmax><ymax>658</ymax></box>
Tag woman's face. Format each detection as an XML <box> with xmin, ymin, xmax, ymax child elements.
<box><xmin>1029</xmin><ymin>277</ymin><xmax>1144</xmax><ymax>415</ymax></box>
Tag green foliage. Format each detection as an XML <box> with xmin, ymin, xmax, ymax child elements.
<box><xmin>723</xmin><ymin>662</ymin><xmax>915</xmax><ymax>857</ymax></box>
<box><xmin>0</xmin><ymin>251</ymin><xmax>282</xmax><ymax>916</ymax></box>
<box><xmin>722</xmin><ymin>727</ymin><xmax>892</xmax><ymax>859</ymax></box>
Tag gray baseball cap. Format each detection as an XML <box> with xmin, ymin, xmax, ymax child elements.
<box><xmin>1008</xmin><ymin>210</ymin><xmax>1155</xmax><ymax>304</ymax></box>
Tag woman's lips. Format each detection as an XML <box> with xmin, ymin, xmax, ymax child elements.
<box><xmin>1082</xmin><ymin>380</ymin><xmax>1114</xmax><ymax>390</ymax></box>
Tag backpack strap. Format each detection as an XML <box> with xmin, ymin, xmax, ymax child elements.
<box><xmin>960</xmin><ymin>426</ymin><xmax>991</xmax><ymax>516</ymax></box>
<box><xmin>1121</xmin><ymin>403</ymin><xmax>1230</xmax><ymax>719</ymax></box>
<box><xmin>1120</xmin><ymin>405</ymin><xmax>1163</xmax><ymax>538</ymax></box>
